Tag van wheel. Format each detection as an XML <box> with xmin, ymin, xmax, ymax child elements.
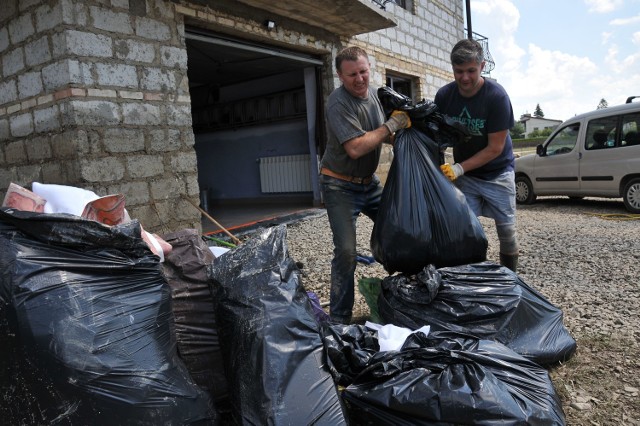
<box><xmin>515</xmin><ymin>176</ymin><xmax>536</xmax><ymax>204</ymax></box>
<box><xmin>623</xmin><ymin>178</ymin><xmax>640</xmax><ymax>214</ymax></box>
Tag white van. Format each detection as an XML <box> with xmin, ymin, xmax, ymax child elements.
<box><xmin>515</xmin><ymin>97</ymin><xmax>640</xmax><ymax>213</ymax></box>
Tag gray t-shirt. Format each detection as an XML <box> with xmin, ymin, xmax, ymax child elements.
<box><xmin>320</xmin><ymin>86</ymin><xmax>385</xmax><ymax>177</ymax></box>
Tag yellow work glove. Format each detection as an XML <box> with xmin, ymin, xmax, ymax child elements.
<box><xmin>440</xmin><ymin>163</ymin><xmax>464</xmax><ymax>181</ymax></box>
<box><xmin>383</xmin><ymin>110</ymin><xmax>411</xmax><ymax>134</ymax></box>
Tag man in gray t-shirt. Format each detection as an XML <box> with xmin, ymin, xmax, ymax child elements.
<box><xmin>319</xmin><ymin>46</ymin><xmax>410</xmax><ymax>324</ymax></box>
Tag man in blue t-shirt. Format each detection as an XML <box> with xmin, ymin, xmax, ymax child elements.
<box><xmin>320</xmin><ymin>46</ymin><xmax>410</xmax><ymax>324</ymax></box>
<box><xmin>434</xmin><ymin>39</ymin><xmax>519</xmax><ymax>272</ymax></box>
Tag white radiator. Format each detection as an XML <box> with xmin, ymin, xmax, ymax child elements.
<box><xmin>259</xmin><ymin>154</ymin><xmax>313</xmax><ymax>193</ymax></box>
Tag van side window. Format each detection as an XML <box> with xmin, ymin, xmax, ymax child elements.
<box><xmin>545</xmin><ymin>123</ymin><xmax>579</xmax><ymax>155</ymax></box>
<box><xmin>586</xmin><ymin>116</ymin><xmax>617</xmax><ymax>150</ymax></box>
<box><xmin>621</xmin><ymin>112</ymin><xmax>640</xmax><ymax>146</ymax></box>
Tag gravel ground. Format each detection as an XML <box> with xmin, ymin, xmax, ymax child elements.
<box><xmin>279</xmin><ymin>196</ymin><xmax>640</xmax><ymax>425</ymax></box>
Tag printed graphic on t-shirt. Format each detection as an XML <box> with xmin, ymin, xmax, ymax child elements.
<box><xmin>449</xmin><ymin>107</ymin><xmax>484</xmax><ymax>137</ymax></box>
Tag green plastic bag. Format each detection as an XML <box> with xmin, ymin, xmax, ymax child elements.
<box><xmin>358</xmin><ymin>277</ymin><xmax>383</xmax><ymax>324</ymax></box>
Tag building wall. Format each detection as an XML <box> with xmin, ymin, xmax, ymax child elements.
<box><xmin>355</xmin><ymin>0</ymin><xmax>463</xmax><ymax>98</ymax></box>
<box><xmin>0</xmin><ymin>0</ymin><xmax>464</xmax><ymax>234</ymax></box>
<box><xmin>520</xmin><ymin>116</ymin><xmax>563</xmax><ymax>138</ymax></box>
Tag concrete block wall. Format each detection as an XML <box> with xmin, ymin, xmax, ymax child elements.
<box><xmin>355</xmin><ymin>0</ymin><xmax>463</xmax><ymax>101</ymax></box>
<box><xmin>0</xmin><ymin>0</ymin><xmax>200</xmax><ymax>234</ymax></box>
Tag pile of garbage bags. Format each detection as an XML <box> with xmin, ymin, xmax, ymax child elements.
<box><xmin>0</xmin><ymin>208</ymin><xmax>215</xmax><ymax>425</ymax></box>
<box><xmin>323</xmin><ymin>325</ymin><xmax>566</xmax><ymax>425</ymax></box>
<box><xmin>1</xmin><ymin>199</ymin><xmax>574</xmax><ymax>424</ymax></box>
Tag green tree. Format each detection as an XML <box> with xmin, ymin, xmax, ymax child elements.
<box><xmin>533</xmin><ymin>104</ymin><xmax>544</xmax><ymax>118</ymax></box>
<box><xmin>540</xmin><ymin>127</ymin><xmax>554</xmax><ymax>137</ymax></box>
<box><xmin>510</xmin><ymin>122</ymin><xmax>525</xmax><ymax>139</ymax></box>
<box><xmin>597</xmin><ymin>98</ymin><xmax>608</xmax><ymax>109</ymax></box>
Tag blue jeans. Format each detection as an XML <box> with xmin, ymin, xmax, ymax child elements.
<box><xmin>320</xmin><ymin>174</ymin><xmax>383</xmax><ymax>323</ymax></box>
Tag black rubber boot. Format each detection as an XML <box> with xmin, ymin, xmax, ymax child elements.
<box><xmin>499</xmin><ymin>253</ymin><xmax>518</xmax><ymax>273</ymax></box>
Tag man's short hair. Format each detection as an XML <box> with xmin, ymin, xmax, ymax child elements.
<box><xmin>335</xmin><ymin>46</ymin><xmax>369</xmax><ymax>72</ymax></box>
<box><xmin>450</xmin><ymin>39</ymin><xmax>484</xmax><ymax>65</ymax></box>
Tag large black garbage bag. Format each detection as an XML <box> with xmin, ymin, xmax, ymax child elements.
<box><xmin>209</xmin><ymin>225</ymin><xmax>346</xmax><ymax>425</ymax></box>
<box><xmin>371</xmin><ymin>128</ymin><xmax>488</xmax><ymax>274</ymax></box>
<box><xmin>161</xmin><ymin>229</ymin><xmax>229</xmax><ymax>412</ymax></box>
<box><xmin>379</xmin><ymin>263</ymin><xmax>577</xmax><ymax>366</ymax></box>
<box><xmin>0</xmin><ymin>208</ymin><xmax>215</xmax><ymax>425</ymax></box>
<box><xmin>322</xmin><ymin>323</ymin><xmax>566</xmax><ymax>425</ymax></box>
<box><xmin>0</xmin><ymin>306</ymin><xmax>77</xmax><ymax>425</ymax></box>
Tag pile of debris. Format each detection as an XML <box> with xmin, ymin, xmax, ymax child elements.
<box><xmin>1</xmin><ymin>88</ymin><xmax>576</xmax><ymax>424</ymax></box>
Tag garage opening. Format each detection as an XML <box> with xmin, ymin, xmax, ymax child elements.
<box><xmin>185</xmin><ymin>29</ymin><xmax>325</xmax><ymax>229</ymax></box>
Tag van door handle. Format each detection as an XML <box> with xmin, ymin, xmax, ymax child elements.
<box><xmin>579</xmin><ymin>152</ymin><xmax>582</xmax><ymax>159</ymax></box>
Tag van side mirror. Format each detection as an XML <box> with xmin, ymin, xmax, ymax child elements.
<box><xmin>536</xmin><ymin>144</ymin><xmax>544</xmax><ymax>156</ymax></box>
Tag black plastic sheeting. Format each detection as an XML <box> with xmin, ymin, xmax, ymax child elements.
<box><xmin>371</xmin><ymin>126</ymin><xmax>488</xmax><ymax>274</ymax></box>
<box><xmin>379</xmin><ymin>263</ymin><xmax>577</xmax><ymax>366</ymax></box>
<box><xmin>209</xmin><ymin>224</ymin><xmax>346</xmax><ymax>425</ymax></box>
<box><xmin>322</xmin><ymin>324</ymin><xmax>566</xmax><ymax>425</ymax></box>
<box><xmin>0</xmin><ymin>208</ymin><xmax>215</xmax><ymax>425</ymax></box>
<box><xmin>161</xmin><ymin>229</ymin><xmax>230</xmax><ymax>413</ymax></box>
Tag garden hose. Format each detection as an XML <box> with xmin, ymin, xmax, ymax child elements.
<box><xmin>584</xmin><ymin>212</ymin><xmax>640</xmax><ymax>221</ymax></box>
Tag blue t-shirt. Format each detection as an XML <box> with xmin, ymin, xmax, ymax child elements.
<box><xmin>434</xmin><ymin>78</ymin><xmax>515</xmax><ymax>180</ymax></box>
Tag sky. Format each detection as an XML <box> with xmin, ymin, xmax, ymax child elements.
<box><xmin>468</xmin><ymin>0</ymin><xmax>640</xmax><ymax>122</ymax></box>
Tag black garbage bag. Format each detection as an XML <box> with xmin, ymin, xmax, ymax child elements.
<box><xmin>381</xmin><ymin>265</ymin><xmax>441</xmax><ymax>306</ymax></box>
<box><xmin>0</xmin><ymin>208</ymin><xmax>215</xmax><ymax>425</ymax></box>
<box><xmin>378</xmin><ymin>262</ymin><xmax>577</xmax><ymax>366</ymax></box>
<box><xmin>1</xmin><ymin>306</ymin><xmax>77</xmax><ymax>425</ymax></box>
<box><xmin>370</xmin><ymin>127</ymin><xmax>487</xmax><ymax>274</ymax></box>
<box><xmin>161</xmin><ymin>229</ymin><xmax>230</xmax><ymax>412</ymax></box>
<box><xmin>378</xmin><ymin>86</ymin><xmax>470</xmax><ymax>149</ymax></box>
<box><xmin>322</xmin><ymin>323</ymin><xmax>566</xmax><ymax>425</ymax></box>
<box><xmin>209</xmin><ymin>225</ymin><xmax>346</xmax><ymax>425</ymax></box>
<box><xmin>377</xmin><ymin>85</ymin><xmax>413</xmax><ymax>116</ymax></box>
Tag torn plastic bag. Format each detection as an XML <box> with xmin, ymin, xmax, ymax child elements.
<box><xmin>0</xmin><ymin>208</ymin><xmax>215</xmax><ymax>425</ymax></box>
<box><xmin>322</xmin><ymin>324</ymin><xmax>566</xmax><ymax>425</ymax></box>
<box><xmin>161</xmin><ymin>229</ymin><xmax>230</xmax><ymax>411</ymax></box>
<box><xmin>371</xmin><ymin>128</ymin><xmax>488</xmax><ymax>274</ymax></box>
<box><xmin>209</xmin><ymin>225</ymin><xmax>346</xmax><ymax>425</ymax></box>
<box><xmin>378</xmin><ymin>263</ymin><xmax>577</xmax><ymax>366</ymax></box>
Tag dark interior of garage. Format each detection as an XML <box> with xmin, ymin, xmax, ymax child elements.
<box><xmin>185</xmin><ymin>29</ymin><xmax>325</xmax><ymax>231</ymax></box>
